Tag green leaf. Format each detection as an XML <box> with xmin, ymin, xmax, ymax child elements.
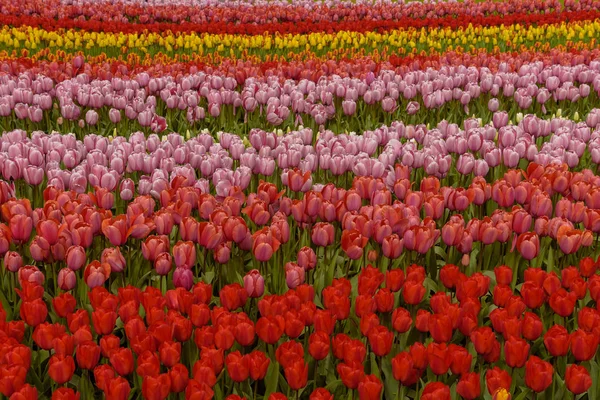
<box><xmin>324</xmin><ymin>379</ymin><xmax>343</xmax><ymax>392</ymax></box>
<box><xmin>264</xmin><ymin>361</ymin><xmax>280</xmax><ymax>396</ymax></box>
<box><xmin>370</xmin><ymin>353</ymin><xmax>381</xmax><ymax>380</ymax></box>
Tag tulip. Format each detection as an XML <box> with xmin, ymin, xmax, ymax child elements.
<box><xmin>457</xmin><ymin>372</ymin><xmax>481</xmax><ymax>400</ymax></box>
<box><xmin>421</xmin><ymin>382</ymin><xmax>451</xmax><ymax>400</ymax></box>
<box><xmin>75</xmin><ymin>340</ymin><xmax>101</xmax><ymax>370</ymax></box>
<box><xmin>337</xmin><ymin>361</ymin><xmax>364</xmax><ymax>390</ymax></box>
<box><xmin>357</xmin><ymin>375</ymin><xmax>382</xmax><ymax>400</ymax></box>
<box><xmin>142</xmin><ymin>374</ymin><xmax>171</xmax><ymax>400</ymax></box>
<box><xmin>57</xmin><ymin>268</ymin><xmax>76</xmax><ymax>291</ymax></box>
<box><xmin>525</xmin><ymin>356</ymin><xmax>553</xmax><ymax>393</ymax></box>
<box><xmin>485</xmin><ymin>367</ymin><xmax>512</xmax><ymax>395</ymax></box>
<box><xmin>244</xmin><ymin>269</ymin><xmax>265</xmax><ymax>298</ymax></box>
<box><xmin>566</xmin><ymin>364</ymin><xmax>592</xmax><ymax>395</ymax></box>
<box><xmin>51</xmin><ymin>388</ymin><xmax>80</xmax><ymax>400</ymax></box>
<box><xmin>285</xmin><ymin>263</ymin><xmax>305</xmax><ymax>289</ymax></box>
<box><xmin>225</xmin><ymin>351</ymin><xmax>249</xmax><ymax>382</ymax></box>
<box><xmin>48</xmin><ymin>355</ymin><xmax>75</xmax><ymax>385</ymax></box>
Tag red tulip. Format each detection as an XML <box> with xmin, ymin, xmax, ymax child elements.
<box><xmin>522</xmin><ymin>312</ymin><xmax>543</xmax><ymax>341</ymax></box>
<box><xmin>19</xmin><ymin>299</ymin><xmax>47</xmax><ymax>326</ymax></box>
<box><xmin>308</xmin><ymin>331</ymin><xmax>330</xmax><ymax>361</ymax></box>
<box><xmin>52</xmin><ymin>293</ymin><xmax>77</xmax><ymax>318</ymax></box>
<box><xmin>75</xmin><ymin>340</ymin><xmax>101</xmax><ymax>370</ymax></box>
<box><xmin>504</xmin><ymin>337</ymin><xmax>529</xmax><ymax>368</ymax></box>
<box><xmin>421</xmin><ymin>382</ymin><xmax>450</xmax><ymax>400</ymax></box>
<box><xmin>456</xmin><ymin>372</ymin><xmax>481</xmax><ymax>400</ymax></box>
<box><xmin>470</xmin><ymin>327</ymin><xmax>495</xmax><ymax>355</ymax></box>
<box><xmin>391</xmin><ymin>307</ymin><xmax>412</xmax><ymax>333</ymax></box>
<box><xmin>48</xmin><ymin>355</ymin><xmax>75</xmax><ymax>384</ymax></box>
<box><xmin>284</xmin><ymin>359</ymin><xmax>308</xmax><ymax>391</ymax></box>
<box><xmin>367</xmin><ymin>325</ymin><xmax>393</xmax><ymax>356</ymax></box>
<box><xmin>448</xmin><ymin>344</ymin><xmax>472</xmax><ymax>375</ymax></box>
<box><xmin>357</xmin><ymin>375</ymin><xmax>382</xmax><ymax>400</ymax></box>
<box><xmin>570</xmin><ymin>329</ymin><xmax>599</xmax><ymax>361</ymax></box>
<box><xmin>544</xmin><ymin>324</ymin><xmax>571</xmax><ymax>357</ymax></box>
<box><xmin>51</xmin><ymin>388</ymin><xmax>80</xmax><ymax>400</ymax></box>
<box><xmin>169</xmin><ymin>364</ymin><xmax>189</xmax><ymax>393</ymax></box>
<box><xmin>525</xmin><ymin>356</ymin><xmax>553</xmax><ymax>393</ymax></box>
<box><xmin>255</xmin><ymin>316</ymin><xmax>285</xmax><ymax>344</ymax></box>
<box><xmin>309</xmin><ymin>388</ymin><xmax>333</xmax><ymax>400</ymax></box>
<box><xmin>226</xmin><ymin>351</ymin><xmax>249</xmax><ymax>382</ymax></box>
<box><xmin>427</xmin><ymin>342</ymin><xmax>450</xmax><ymax>375</ymax></box>
<box><xmin>106</xmin><ymin>376</ymin><xmax>131</xmax><ymax>400</ymax></box>
<box><xmin>391</xmin><ymin>351</ymin><xmax>413</xmax><ymax>383</ymax></box>
<box><xmin>337</xmin><ymin>361</ymin><xmax>364</xmax><ymax>390</ymax></box>
<box><xmin>429</xmin><ymin>313</ymin><xmax>453</xmax><ymax>343</ymax></box>
<box><xmin>247</xmin><ymin>350</ymin><xmax>270</xmax><ymax>381</ymax></box>
<box><xmin>93</xmin><ymin>365</ymin><xmax>115</xmax><ymax>392</ymax></box>
<box><xmin>566</xmin><ymin>364</ymin><xmax>592</xmax><ymax>395</ymax></box>
<box><xmin>142</xmin><ymin>374</ymin><xmax>171</xmax><ymax>400</ymax></box>
<box><xmin>109</xmin><ymin>347</ymin><xmax>135</xmax><ymax>376</ymax></box>
<box><xmin>485</xmin><ymin>367</ymin><xmax>512</xmax><ymax>395</ymax></box>
<box><xmin>8</xmin><ymin>384</ymin><xmax>37</xmax><ymax>400</ymax></box>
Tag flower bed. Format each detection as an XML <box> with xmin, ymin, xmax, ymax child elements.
<box><xmin>2</xmin><ymin>1</ymin><xmax>600</xmax><ymax>399</ymax></box>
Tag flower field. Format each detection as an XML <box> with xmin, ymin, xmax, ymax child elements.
<box><xmin>3</xmin><ymin>1</ymin><xmax>600</xmax><ymax>399</ymax></box>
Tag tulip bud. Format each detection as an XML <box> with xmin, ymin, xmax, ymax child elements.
<box><xmin>4</xmin><ymin>251</ymin><xmax>22</xmax><ymax>272</ymax></box>
<box><xmin>297</xmin><ymin>247</ymin><xmax>317</xmax><ymax>270</ymax></box>
<box><xmin>243</xmin><ymin>269</ymin><xmax>265</xmax><ymax>298</ymax></box>
<box><xmin>66</xmin><ymin>246</ymin><xmax>86</xmax><ymax>271</ymax></box>
<box><xmin>58</xmin><ymin>268</ymin><xmax>76</xmax><ymax>291</ymax></box>
<box><xmin>285</xmin><ymin>263</ymin><xmax>305</xmax><ymax>289</ymax></box>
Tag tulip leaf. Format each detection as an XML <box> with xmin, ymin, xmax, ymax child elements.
<box><xmin>590</xmin><ymin>361</ymin><xmax>598</xmax><ymax>400</ymax></box>
<box><xmin>0</xmin><ymin>287</ymin><xmax>11</xmax><ymax>320</ymax></box>
<box><xmin>264</xmin><ymin>360</ymin><xmax>280</xmax><ymax>396</ymax></box>
<box><xmin>370</xmin><ymin>353</ymin><xmax>381</xmax><ymax>380</ymax></box>
<box><xmin>513</xmin><ymin>388</ymin><xmax>531</xmax><ymax>400</ymax></box>
<box><xmin>381</xmin><ymin>357</ymin><xmax>399</xmax><ymax>399</ymax></box>
<box><xmin>324</xmin><ymin>379</ymin><xmax>343</xmax><ymax>393</ymax></box>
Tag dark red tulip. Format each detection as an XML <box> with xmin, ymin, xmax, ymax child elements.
<box><xmin>367</xmin><ymin>325</ymin><xmax>393</xmax><ymax>357</ymax></box>
<box><xmin>48</xmin><ymin>355</ymin><xmax>75</xmax><ymax>384</ymax></box>
<box><xmin>421</xmin><ymin>382</ymin><xmax>450</xmax><ymax>400</ymax></box>
<box><xmin>308</xmin><ymin>331</ymin><xmax>330</xmax><ymax>361</ymax></box>
<box><xmin>570</xmin><ymin>329</ymin><xmax>599</xmax><ymax>361</ymax></box>
<box><xmin>169</xmin><ymin>364</ymin><xmax>189</xmax><ymax>393</ymax></box>
<box><xmin>247</xmin><ymin>350</ymin><xmax>270</xmax><ymax>381</ymax></box>
<box><xmin>93</xmin><ymin>365</ymin><xmax>115</xmax><ymax>392</ymax></box>
<box><xmin>544</xmin><ymin>324</ymin><xmax>571</xmax><ymax>357</ymax></box>
<box><xmin>566</xmin><ymin>364</ymin><xmax>592</xmax><ymax>395</ymax></box>
<box><xmin>357</xmin><ymin>375</ymin><xmax>382</xmax><ymax>400</ymax></box>
<box><xmin>105</xmin><ymin>376</ymin><xmax>130</xmax><ymax>400</ymax></box>
<box><xmin>159</xmin><ymin>340</ymin><xmax>182</xmax><ymax>367</ymax></box>
<box><xmin>142</xmin><ymin>374</ymin><xmax>171</xmax><ymax>400</ymax></box>
<box><xmin>337</xmin><ymin>361</ymin><xmax>364</xmax><ymax>390</ymax></box>
<box><xmin>75</xmin><ymin>340</ymin><xmax>101</xmax><ymax>370</ymax></box>
<box><xmin>485</xmin><ymin>367</ymin><xmax>512</xmax><ymax>395</ymax></box>
<box><xmin>109</xmin><ymin>347</ymin><xmax>135</xmax><ymax>376</ymax></box>
<box><xmin>504</xmin><ymin>337</ymin><xmax>530</xmax><ymax>368</ymax></box>
<box><xmin>284</xmin><ymin>359</ymin><xmax>308</xmax><ymax>390</ymax></box>
<box><xmin>525</xmin><ymin>356</ymin><xmax>553</xmax><ymax>393</ymax></box>
<box><xmin>225</xmin><ymin>351</ymin><xmax>249</xmax><ymax>382</ymax></box>
<box><xmin>456</xmin><ymin>372</ymin><xmax>481</xmax><ymax>400</ymax></box>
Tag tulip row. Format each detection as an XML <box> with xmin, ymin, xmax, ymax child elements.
<box><xmin>3</xmin><ymin>44</ymin><xmax>600</xmax><ymax>86</ymax></box>
<box><xmin>2</xmin><ymin>17</ymin><xmax>600</xmax><ymax>61</ymax></box>
<box><xmin>3</xmin><ymin>60</ymin><xmax>600</xmax><ymax>135</ymax></box>
<box><xmin>4</xmin><ymin>8</ymin><xmax>599</xmax><ymax>37</ymax></box>
<box><xmin>1</xmin><ymin>0</ymin><xmax>570</xmax><ymax>29</ymax></box>
<box><xmin>3</xmin><ymin>108</ymin><xmax>600</xmax><ymax>202</ymax></box>
<box><xmin>2</xmin><ymin>220</ymin><xmax>600</xmax><ymax>399</ymax></box>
